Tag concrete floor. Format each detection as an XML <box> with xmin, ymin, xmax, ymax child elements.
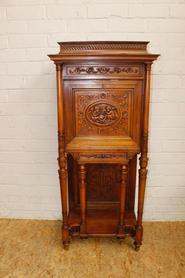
<box><xmin>0</xmin><ymin>219</ymin><xmax>185</xmax><ymax>278</ymax></box>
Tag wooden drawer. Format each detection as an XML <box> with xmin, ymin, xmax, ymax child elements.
<box><xmin>63</xmin><ymin>63</ymin><xmax>145</xmax><ymax>80</ymax></box>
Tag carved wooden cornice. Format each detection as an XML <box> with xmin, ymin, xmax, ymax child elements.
<box><xmin>58</xmin><ymin>41</ymin><xmax>149</xmax><ymax>54</ymax></box>
<box><xmin>48</xmin><ymin>41</ymin><xmax>160</xmax><ymax>62</ymax></box>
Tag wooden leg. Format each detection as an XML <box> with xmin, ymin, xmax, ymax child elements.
<box><xmin>117</xmin><ymin>164</ymin><xmax>128</xmax><ymax>239</ymax></box>
<box><xmin>79</xmin><ymin>164</ymin><xmax>87</xmax><ymax>238</ymax></box>
<box><xmin>135</xmin><ymin>152</ymin><xmax>148</xmax><ymax>251</ymax></box>
<box><xmin>134</xmin><ymin>64</ymin><xmax>151</xmax><ymax>251</ymax></box>
<box><xmin>58</xmin><ymin>133</ymin><xmax>70</xmax><ymax>250</ymax></box>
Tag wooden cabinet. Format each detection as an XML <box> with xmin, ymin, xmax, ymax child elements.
<box><xmin>48</xmin><ymin>41</ymin><xmax>159</xmax><ymax>250</ymax></box>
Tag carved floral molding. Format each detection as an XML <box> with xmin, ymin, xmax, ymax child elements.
<box><xmin>67</xmin><ymin>66</ymin><xmax>140</xmax><ymax>75</ymax></box>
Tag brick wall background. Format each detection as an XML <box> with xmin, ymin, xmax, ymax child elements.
<box><xmin>0</xmin><ymin>0</ymin><xmax>185</xmax><ymax>220</ymax></box>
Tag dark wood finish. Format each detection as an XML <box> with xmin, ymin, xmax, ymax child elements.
<box><xmin>48</xmin><ymin>41</ymin><xmax>159</xmax><ymax>250</ymax></box>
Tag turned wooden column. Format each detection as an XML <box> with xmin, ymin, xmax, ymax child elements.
<box><xmin>79</xmin><ymin>164</ymin><xmax>87</xmax><ymax>237</ymax></box>
<box><xmin>56</xmin><ymin>64</ymin><xmax>70</xmax><ymax>249</ymax></box>
<box><xmin>135</xmin><ymin>63</ymin><xmax>152</xmax><ymax>251</ymax></box>
<box><xmin>117</xmin><ymin>164</ymin><xmax>128</xmax><ymax>239</ymax></box>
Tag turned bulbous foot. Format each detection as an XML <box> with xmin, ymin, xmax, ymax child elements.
<box><xmin>134</xmin><ymin>240</ymin><xmax>141</xmax><ymax>251</ymax></box>
<box><xmin>63</xmin><ymin>241</ymin><xmax>70</xmax><ymax>250</ymax></box>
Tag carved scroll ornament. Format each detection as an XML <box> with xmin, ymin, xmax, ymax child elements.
<box><xmin>67</xmin><ymin>66</ymin><xmax>140</xmax><ymax>75</ymax></box>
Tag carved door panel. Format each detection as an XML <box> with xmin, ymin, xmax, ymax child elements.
<box><xmin>63</xmin><ymin>79</ymin><xmax>143</xmax><ymax>146</ymax></box>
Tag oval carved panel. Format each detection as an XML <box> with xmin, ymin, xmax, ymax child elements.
<box><xmin>85</xmin><ymin>102</ymin><xmax>120</xmax><ymax>126</ymax></box>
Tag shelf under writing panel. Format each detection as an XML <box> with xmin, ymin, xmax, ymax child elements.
<box><xmin>68</xmin><ymin>208</ymin><xmax>136</xmax><ymax>236</ymax></box>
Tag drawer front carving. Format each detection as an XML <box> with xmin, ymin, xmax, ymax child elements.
<box><xmin>64</xmin><ymin>64</ymin><xmax>144</xmax><ymax>79</ymax></box>
<box><xmin>75</xmin><ymin>89</ymin><xmax>132</xmax><ymax>136</ymax></box>
<box><xmin>71</xmin><ymin>153</ymin><xmax>136</xmax><ymax>164</ymax></box>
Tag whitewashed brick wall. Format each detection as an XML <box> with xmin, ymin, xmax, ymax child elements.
<box><xmin>0</xmin><ymin>0</ymin><xmax>185</xmax><ymax>220</ymax></box>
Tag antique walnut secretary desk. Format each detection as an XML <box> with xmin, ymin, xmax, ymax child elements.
<box><xmin>48</xmin><ymin>41</ymin><xmax>159</xmax><ymax>250</ymax></box>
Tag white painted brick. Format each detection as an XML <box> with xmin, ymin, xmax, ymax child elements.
<box><xmin>0</xmin><ymin>21</ymin><xmax>28</xmax><ymax>34</ymax></box>
<box><xmin>7</xmin><ymin>62</ymin><xmax>44</xmax><ymax>75</ymax></box>
<box><xmin>0</xmin><ymin>90</ymin><xmax>8</xmax><ymax>102</ymax></box>
<box><xmin>0</xmin><ymin>126</ymin><xmax>28</xmax><ymax>139</ymax></box>
<box><xmin>152</xmin><ymin>89</ymin><xmax>185</xmax><ymax>103</ymax></box>
<box><xmin>68</xmin><ymin>19</ymin><xmax>107</xmax><ymax>32</ymax></box>
<box><xmin>92</xmin><ymin>0</ymin><xmax>185</xmax><ymax>2</ymax></box>
<box><xmin>0</xmin><ymin>151</ymin><xmax>56</xmax><ymax>164</ymax></box>
<box><xmin>0</xmin><ymin>35</ymin><xmax>8</xmax><ymax>49</ymax></box>
<box><xmin>0</xmin><ymin>163</ymin><xmax>56</xmax><ymax>175</ymax></box>
<box><xmin>0</xmin><ymin>115</ymin><xmax>57</xmax><ymax>130</ymax></box>
<box><xmin>129</xmin><ymin>4</ymin><xmax>169</xmax><ymax>18</ymax></box>
<box><xmin>8</xmin><ymin>34</ymin><xmax>47</xmax><ymax>48</ymax></box>
<box><xmin>162</xmin><ymin>141</ymin><xmax>185</xmax><ymax>152</ymax></box>
<box><xmin>0</xmin><ymin>185</ymin><xmax>59</xmax><ymax>206</ymax></box>
<box><xmin>165</xmin><ymin>33</ymin><xmax>185</xmax><ymax>46</ymax></box>
<box><xmin>47</xmin><ymin>33</ymin><xmax>87</xmax><ymax>47</ymax></box>
<box><xmin>88</xmin><ymin>4</ymin><xmax>129</xmax><ymax>18</ymax></box>
<box><xmin>181</xmin><ymin>75</ymin><xmax>185</xmax><ymax>88</ymax></box>
<box><xmin>0</xmin><ymin>102</ymin><xmax>56</xmax><ymax>116</ymax></box>
<box><xmin>7</xmin><ymin>61</ymin><xmax>54</xmax><ymax>75</ymax></box>
<box><xmin>0</xmin><ymin>76</ymin><xmax>23</xmax><ymax>89</ymax></box>
<box><xmin>164</xmin><ymin>89</ymin><xmax>185</xmax><ymax>102</ymax></box>
<box><xmin>87</xmin><ymin>33</ymin><xmax>128</xmax><ymax>41</ymax></box>
<box><xmin>0</xmin><ymin>7</ymin><xmax>6</xmax><ymax>18</ymax></box>
<box><xmin>0</xmin><ymin>125</ymin><xmax>56</xmax><ymax>140</ymax></box>
<box><xmin>108</xmin><ymin>18</ymin><xmax>148</xmax><ymax>32</ymax></box>
<box><xmin>132</xmin><ymin>0</ymin><xmax>185</xmax><ymax>3</ymax></box>
<box><xmin>0</xmin><ymin>173</ymin><xmax>58</xmax><ymax>187</ymax></box>
<box><xmin>0</xmin><ymin>0</ymin><xmax>56</xmax><ymax>6</ymax></box>
<box><xmin>151</xmin><ymin>116</ymin><xmax>185</xmax><ymax>128</ymax></box>
<box><xmin>0</xmin><ymin>208</ymin><xmax>61</xmax><ymax>220</ymax></box>
<box><xmin>0</xmin><ymin>63</ymin><xmax>7</xmax><ymax>75</ymax></box>
<box><xmin>0</xmin><ymin>49</ymin><xmax>27</xmax><ymax>62</ymax></box>
<box><xmin>152</xmin><ymin>75</ymin><xmax>182</xmax><ymax>89</ymax></box>
<box><xmin>23</xmin><ymin>75</ymin><xmax>56</xmax><ymax>89</ymax></box>
<box><xmin>170</xmin><ymin>4</ymin><xmax>185</xmax><ymax>18</ymax></box>
<box><xmin>46</xmin><ymin>4</ymin><xmax>86</xmax><ymax>18</ymax></box>
<box><xmin>148</xmin><ymin>19</ymin><xmax>185</xmax><ymax>33</ymax></box>
<box><xmin>0</xmin><ymin>116</ymin><xmax>14</xmax><ymax>127</ymax></box>
<box><xmin>148</xmin><ymin>175</ymin><xmax>185</xmax><ymax>187</ymax></box>
<box><xmin>7</xmin><ymin>89</ymin><xmax>56</xmax><ymax>103</ymax></box>
<box><xmin>0</xmin><ymin>0</ymin><xmax>184</xmax><ymax>221</ymax></box>
<box><xmin>126</xmin><ymin>33</ymin><xmax>185</xmax><ymax>48</ymax></box>
<box><xmin>160</xmin><ymin>47</ymin><xmax>185</xmax><ymax>60</ymax></box>
<box><xmin>0</xmin><ymin>200</ymin><xmax>60</xmax><ymax>212</ymax></box>
<box><xmin>28</xmin><ymin>20</ymin><xmax>66</xmax><ymax>34</ymax></box>
<box><xmin>148</xmin><ymin>139</ymin><xmax>163</xmax><ymax>153</ymax></box>
<box><xmin>0</xmin><ymin>139</ymin><xmax>57</xmax><ymax>152</ymax></box>
<box><xmin>7</xmin><ymin>6</ymin><xmax>46</xmax><ymax>20</ymax></box>
<box><xmin>148</xmin><ymin>187</ymin><xmax>185</xmax><ymax>198</ymax></box>
<box><xmin>26</xmin><ymin>47</ymin><xmax>58</xmax><ymax>61</ymax></box>
<box><xmin>150</xmin><ymin>128</ymin><xmax>185</xmax><ymax>140</ymax></box>
<box><xmin>151</xmin><ymin>103</ymin><xmax>185</xmax><ymax>116</ymax></box>
<box><xmin>153</xmin><ymin>61</ymin><xmax>185</xmax><ymax>74</ymax></box>
<box><xmin>150</xmin><ymin>164</ymin><xmax>185</xmax><ymax>176</ymax></box>
<box><xmin>150</xmin><ymin>153</ymin><xmax>185</xmax><ymax>164</ymax></box>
